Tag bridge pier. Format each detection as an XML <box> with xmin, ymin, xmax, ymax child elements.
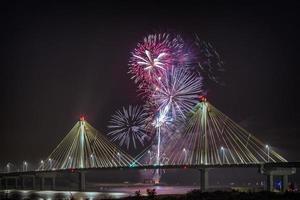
<box><xmin>14</xmin><ymin>177</ymin><xmax>18</xmax><ymax>189</ymax></box>
<box><xmin>33</xmin><ymin>176</ymin><xmax>36</xmax><ymax>189</ymax></box>
<box><xmin>52</xmin><ymin>176</ymin><xmax>56</xmax><ymax>190</ymax></box>
<box><xmin>283</xmin><ymin>174</ymin><xmax>288</xmax><ymax>191</ymax></box>
<box><xmin>20</xmin><ymin>175</ymin><xmax>36</xmax><ymax>190</ymax></box>
<box><xmin>36</xmin><ymin>173</ymin><xmax>56</xmax><ymax>190</ymax></box>
<box><xmin>13</xmin><ymin>177</ymin><xmax>18</xmax><ymax>189</ymax></box>
<box><xmin>4</xmin><ymin>177</ymin><xmax>8</xmax><ymax>189</ymax></box>
<box><xmin>21</xmin><ymin>176</ymin><xmax>25</xmax><ymax>189</ymax></box>
<box><xmin>260</xmin><ymin>167</ymin><xmax>296</xmax><ymax>192</ymax></box>
<box><xmin>266</xmin><ymin>173</ymin><xmax>273</xmax><ymax>191</ymax></box>
<box><xmin>0</xmin><ymin>178</ymin><xmax>3</xmax><ymax>190</ymax></box>
<box><xmin>2</xmin><ymin>176</ymin><xmax>18</xmax><ymax>189</ymax></box>
<box><xmin>79</xmin><ymin>171</ymin><xmax>86</xmax><ymax>191</ymax></box>
<box><xmin>199</xmin><ymin>168</ymin><xmax>209</xmax><ymax>191</ymax></box>
<box><xmin>40</xmin><ymin>176</ymin><xmax>45</xmax><ymax>190</ymax></box>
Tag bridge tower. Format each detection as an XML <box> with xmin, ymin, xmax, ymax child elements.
<box><xmin>37</xmin><ymin>117</ymin><xmax>139</xmax><ymax>191</ymax></box>
<box><xmin>79</xmin><ymin>116</ymin><xmax>85</xmax><ymax>168</ymax></box>
<box><xmin>200</xmin><ymin>98</ymin><xmax>208</xmax><ymax>165</ymax></box>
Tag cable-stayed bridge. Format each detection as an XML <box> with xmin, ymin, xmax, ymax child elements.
<box><xmin>0</xmin><ymin>101</ymin><xmax>298</xmax><ymax>192</ymax></box>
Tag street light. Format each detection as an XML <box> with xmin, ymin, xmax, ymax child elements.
<box><xmin>23</xmin><ymin>161</ymin><xmax>28</xmax><ymax>172</ymax></box>
<box><xmin>48</xmin><ymin>158</ymin><xmax>53</xmax><ymax>169</ymax></box>
<box><xmin>221</xmin><ymin>146</ymin><xmax>225</xmax><ymax>164</ymax></box>
<box><xmin>40</xmin><ymin>160</ymin><xmax>44</xmax><ymax>170</ymax></box>
<box><xmin>117</xmin><ymin>152</ymin><xmax>121</xmax><ymax>165</ymax></box>
<box><xmin>67</xmin><ymin>156</ymin><xmax>72</xmax><ymax>168</ymax></box>
<box><xmin>265</xmin><ymin>145</ymin><xmax>270</xmax><ymax>162</ymax></box>
<box><xmin>183</xmin><ymin>148</ymin><xmax>187</xmax><ymax>164</ymax></box>
<box><xmin>148</xmin><ymin>150</ymin><xmax>152</xmax><ymax>164</ymax></box>
<box><xmin>90</xmin><ymin>154</ymin><xmax>95</xmax><ymax>167</ymax></box>
<box><xmin>6</xmin><ymin>163</ymin><xmax>11</xmax><ymax>173</ymax></box>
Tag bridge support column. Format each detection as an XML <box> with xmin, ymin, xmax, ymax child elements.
<box><xmin>36</xmin><ymin>172</ymin><xmax>57</xmax><ymax>191</ymax></box>
<box><xmin>14</xmin><ymin>177</ymin><xmax>18</xmax><ymax>189</ymax></box>
<box><xmin>283</xmin><ymin>175</ymin><xmax>288</xmax><ymax>192</ymax></box>
<box><xmin>51</xmin><ymin>176</ymin><xmax>56</xmax><ymax>190</ymax></box>
<box><xmin>0</xmin><ymin>178</ymin><xmax>3</xmax><ymax>190</ymax></box>
<box><xmin>3</xmin><ymin>177</ymin><xmax>18</xmax><ymax>189</ymax></box>
<box><xmin>267</xmin><ymin>174</ymin><xmax>273</xmax><ymax>191</ymax></box>
<box><xmin>79</xmin><ymin>171</ymin><xmax>86</xmax><ymax>191</ymax></box>
<box><xmin>200</xmin><ymin>168</ymin><xmax>208</xmax><ymax>191</ymax></box>
<box><xmin>4</xmin><ymin>178</ymin><xmax>8</xmax><ymax>189</ymax></box>
<box><xmin>21</xmin><ymin>176</ymin><xmax>25</xmax><ymax>190</ymax></box>
<box><xmin>32</xmin><ymin>176</ymin><xmax>36</xmax><ymax>190</ymax></box>
<box><xmin>40</xmin><ymin>176</ymin><xmax>45</xmax><ymax>190</ymax></box>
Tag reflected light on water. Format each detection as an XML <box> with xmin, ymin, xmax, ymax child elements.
<box><xmin>1</xmin><ymin>190</ymin><xmax>129</xmax><ymax>199</ymax></box>
<box><xmin>0</xmin><ymin>186</ymin><xmax>198</xmax><ymax>199</ymax></box>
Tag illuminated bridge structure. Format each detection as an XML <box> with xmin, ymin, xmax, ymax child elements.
<box><xmin>0</xmin><ymin>102</ymin><xmax>298</xmax><ymax>192</ymax></box>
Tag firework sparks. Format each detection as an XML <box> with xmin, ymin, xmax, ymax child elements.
<box><xmin>108</xmin><ymin>105</ymin><xmax>150</xmax><ymax>149</ymax></box>
<box><xmin>194</xmin><ymin>35</ymin><xmax>225</xmax><ymax>86</ymax></box>
<box><xmin>151</xmin><ymin>67</ymin><xmax>203</xmax><ymax>126</ymax></box>
<box><xmin>129</xmin><ymin>33</ymin><xmax>189</xmax><ymax>87</ymax></box>
<box><xmin>134</xmin><ymin>50</ymin><xmax>167</xmax><ymax>72</ymax></box>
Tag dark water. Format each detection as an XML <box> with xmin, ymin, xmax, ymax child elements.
<box><xmin>0</xmin><ymin>186</ymin><xmax>199</xmax><ymax>199</ymax></box>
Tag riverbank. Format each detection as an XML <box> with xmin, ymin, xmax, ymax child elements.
<box><xmin>121</xmin><ymin>190</ymin><xmax>300</xmax><ymax>200</ymax></box>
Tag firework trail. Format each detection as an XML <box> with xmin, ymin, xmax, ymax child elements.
<box><xmin>108</xmin><ymin>105</ymin><xmax>150</xmax><ymax>149</ymax></box>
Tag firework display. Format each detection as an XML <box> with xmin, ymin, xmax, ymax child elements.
<box><xmin>128</xmin><ymin>33</ymin><xmax>190</xmax><ymax>88</ymax></box>
<box><xmin>123</xmin><ymin>32</ymin><xmax>206</xmax><ymax>182</ymax></box>
<box><xmin>128</xmin><ymin>33</ymin><xmax>206</xmax><ymax>127</ymax></box>
<box><xmin>150</xmin><ymin>67</ymin><xmax>203</xmax><ymax>124</ymax></box>
<box><xmin>110</xmin><ymin>33</ymin><xmax>216</xmax><ymax>169</ymax></box>
<box><xmin>108</xmin><ymin>105</ymin><xmax>150</xmax><ymax>149</ymax></box>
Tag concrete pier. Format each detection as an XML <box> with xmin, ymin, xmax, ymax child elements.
<box><xmin>20</xmin><ymin>175</ymin><xmax>36</xmax><ymax>190</ymax></box>
<box><xmin>79</xmin><ymin>171</ymin><xmax>86</xmax><ymax>191</ymax></box>
<box><xmin>2</xmin><ymin>176</ymin><xmax>18</xmax><ymax>189</ymax></box>
<box><xmin>36</xmin><ymin>172</ymin><xmax>57</xmax><ymax>190</ymax></box>
<box><xmin>200</xmin><ymin>168</ymin><xmax>209</xmax><ymax>191</ymax></box>
<box><xmin>51</xmin><ymin>176</ymin><xmax>56</xmax><ymax>190</ymax></box>
<box><xmin>40</xmin><ymin>176</ymin><xmax>45</xmax><ymax>190</ymax></box>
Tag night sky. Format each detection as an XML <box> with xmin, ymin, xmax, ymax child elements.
<box><xmin>0</xmin><ymin>1</ymin><xmax>299</xmax><ymax>182</ymax></box>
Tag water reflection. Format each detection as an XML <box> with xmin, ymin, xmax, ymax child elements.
<box><xmin>0</xmin><ymin>190</ymin><xmax>128</xmax><ymax>200</ymax></box>
<box><xmin>0</xmin><ymin>186</ymin><xmax>198</xmax><ymax>199</ymax></box>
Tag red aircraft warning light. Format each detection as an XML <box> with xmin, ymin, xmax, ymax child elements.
<box><xmin>80</xmin><ymin>116</ymin><xmax>85</xmax><ymax>121</ymax></box>
<box><xmin>199</xmin><ymin>95</ymin><xmax>207</xmax><ymax>102</ymax></box>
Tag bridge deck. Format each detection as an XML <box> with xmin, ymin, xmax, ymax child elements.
<box><xmin>1</xmin><ymin>162</ymin><xmax>299</xmax><ymax>177</ymax></box>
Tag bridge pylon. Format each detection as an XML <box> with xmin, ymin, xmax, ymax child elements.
<box><xmin>158</xmin><ymin>101</ymin><xmax>287</xmax><ymax>166</ymax></box>
<box><xmin>39</xmin><ymin>117</ymin><xmax>140</xmax><ymax>170</ymax></box>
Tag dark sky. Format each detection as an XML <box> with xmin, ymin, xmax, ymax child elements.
<box><xmin>0</xmin><ymin>0</ymin><xmax>299</xmax><ymax>175</ymax></box>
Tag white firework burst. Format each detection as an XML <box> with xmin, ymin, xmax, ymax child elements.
<box><xmin>108</xmin><ymin>105</ymin><xmax>150</xmax><ymax>149</ymax></box>
<box><xmin>151</xmin><ymin>67</ymin><xmax>203</xmax><ymax>126</ymax></box>
<box><xmin>134</xmin><ymin>50</ymin><xmax>168</xmax><ymax>73</ymax></box>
